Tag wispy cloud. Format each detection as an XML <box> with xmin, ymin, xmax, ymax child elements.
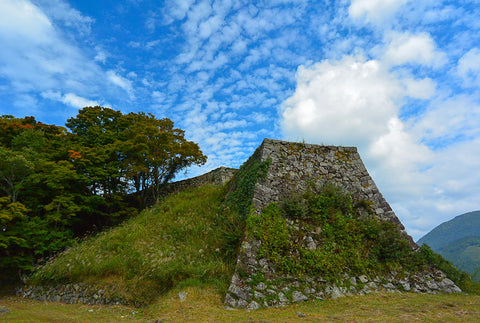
<box><xmin>41</xmin><ymin>90</ymin><xmax>99</xmax><ymax>108</ymax></box>
<box><xmin>0</xmin><ymin>0</ymin><xmax>100</xmax><ymax>94</ymax></box>
<box><xmin>383</xmin><ymin>32</ymin><xmax>446</xmax><ymax>67</ymax></box>
<box><xmin>279</xmin><ymin>0</ymin><xmax>480</xmax><ymax>240</ymax></box>
<box><xmin>457</xmin><ymin>48</ymin><xmax>480</xmax><ymax>87</ymax></box>
<box><xmin>107</xmin><ymin>71</ymin><xmax>135</xmax><ymax>99</ymax></box>
<box><xmin>349</xmin><ymin>0</ymin><xmax>412</xmax><ymax>24</ymax></box>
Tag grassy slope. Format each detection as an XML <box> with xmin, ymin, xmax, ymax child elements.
<box><xmin>2</xmin><ymin>287</ymin><xmax>480</xmax><ymax>322</ymax></box>
<box><xmin>27</xmin><ymin>184</ymin><xmax>242</xmax><ymax>305</ymax></box>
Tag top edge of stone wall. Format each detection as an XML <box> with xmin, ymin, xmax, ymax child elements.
<box><xmin>261</xmin><ymin>138</ymin><xmax>358</xmax><ymax>150</ymax></box>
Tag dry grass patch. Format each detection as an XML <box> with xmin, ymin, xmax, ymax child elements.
<box><xmin>2</xmin><ymin>289</ymin><xmax>480</xmax><ymax>322</ymax></box>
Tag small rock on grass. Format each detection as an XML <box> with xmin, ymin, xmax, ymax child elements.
<box><xmin>178</xmin><ymin>292</ymin><xmax>187</xmax><ymax>302</ymax></box>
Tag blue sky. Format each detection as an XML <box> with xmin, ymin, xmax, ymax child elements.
<box><xmin>1</xmin><ymin>0</ymin><xmax>479</xmax><ymax>240</ymax></box>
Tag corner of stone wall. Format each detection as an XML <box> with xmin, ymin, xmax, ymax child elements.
<box><xmin>224</xmin><ymin>138</ymin><xmax>460</xmax><ymax>309</ymax></box>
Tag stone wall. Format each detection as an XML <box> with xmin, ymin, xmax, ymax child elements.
<box><xmin>224</xmin><ymin>139</ymin><xmax>461</xmax><ymax>309</ymax></box>
<box><xmin>160</xmin><ymin>166</ymin><xmax>237</xmax><ymax>195</ymax></box>
<box><xmin>16</xmin><ymin>139</ymin><xmax>462</xmax><ymax>309</ymax></box>
<box><xmin>17</xmin><ymin>283</ymin><xmax>129</xmax><ymax>306</ymax></box>
<box><xmin>253</xmin><ymin>139</ymin><xmax>414</xmax><ymax>246</ymax></box>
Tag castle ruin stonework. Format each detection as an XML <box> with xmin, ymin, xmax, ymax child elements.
<box><xmin>224</xmin><ymin>139</ymin><xmax>461</xmax><ymax>309</ymax></box>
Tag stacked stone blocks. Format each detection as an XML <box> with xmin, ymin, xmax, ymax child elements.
<box><xmin>224</xmin><ymin>139</ymin><xmax>460</xmax><ymax>309</ymax></box>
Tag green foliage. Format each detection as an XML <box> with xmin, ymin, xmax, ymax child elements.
<box><xmin>225</xmin><ymin>148</ymin><xmax>271</xmax><ymax>217</ymax></box>
<box><xmin>417</xmin><ymin>210</ymin><xmax>480</xmax><ymax>287</ymax></box>
<box><xmin>66</xmin><ymin>107</ymin><xmax>207</xmax><ymax>204</ymax></box>
<box><xmin>304</xmin><ymin>184</ymin><xmax>353</xmax><ymax>224</ymax></box>
<box><xmin>28</xmin><ymin>185</ymin><xmax>243</xmax><ymax>304</ymax></box>
<box><xmin>0</xmin><ymin>147</ymin><xmax>34</xmax><ymax>203</ymax></box>
<box><xmin>0</xmin><ymin>197</ymin><xmax>74</xmax><ymax>279</ymax></box>
<box><xmin>0</xmin><ymin>109</ymin><xmax>206</xmax><ymax>284</ymax></box>
<box><xmin>437</xmin><ymin>236</ymin><xmax>480</xmax><ymax>279</ymax></box>
<box><xmin>416</xmin><ymin>244</ymin><xmax>480</xmax><ymax>294</ymax></box>
<box><xmin>247</xmin><ymin>204</ymin><xmax>293</xmax><ymax>271</ymax></box>
<box><xmin>247</xmin><ymin>184</ymin><xmax>478</xmax><ymax>290</ymax></box>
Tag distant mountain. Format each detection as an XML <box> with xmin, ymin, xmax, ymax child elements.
<box><xmin>418</xmin><ymin>211</ymin><xmax>480</xmax><ymax>281</ymax></box>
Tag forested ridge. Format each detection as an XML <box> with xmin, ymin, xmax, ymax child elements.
<box><xmin>0</xmin><ymin>106</ymin><xmax>206</xmax><ymax>283</ymax></box>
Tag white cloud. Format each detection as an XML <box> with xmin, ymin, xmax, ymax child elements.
<box><xmin>107</xmin><ymin>71</ymin><xmax>134</xmax><ymax>98</ymax></box>
<box><xmin>216</xmin><ymin>119</ymin><xmax>248</xmax><ymax>130</ymax></box>
<box><xmin>279</xmin><ymin>55</ymin><xmax>458</xmax><ymax>240</ymax></box>
<box><xmin>146</xmin><ymin>40</ymin><xmax>161</xmax><ymax>49</ymax></box>
<box><xmin>34</xmin><ymin>0</ymin><xmax>94</xmax><ymax>36</ymax></box>
<box><xmin>145</xmin><ymin>16</ymin><xmax>156</xmax><ymax>32</ymax></box>
<box><xmin>398</xmin><ymin>136</ymin><xmax>480</xmax><ymax>238</ymax></box>
<box><xmin>349</xmin><ymin>0</ymin><xmax>411</xmax><ymax>23</ymax></box>
<box><xmin>62</xmin><ymin>93</ymin><xmax>99</xmax><ymax>108</ymax></box>
<box><xmin>0</xmin><ymin>0</ymin><xmax>54</xmax><ymax>44</ymax></box>
<box><xmin>198</xmin><ymin>14</ymin><xmax>223</xmax><ymax>39</ymax></box>
<box><xmin>401</xmin><ymin>77</ymin><xmax>436</xmax><ymax>100</ymax></box>
<box><xmin>0</xmin><ymin>0</ymin><xmax>105</xmax><ymax>97</ymax></box>
<box><xmin>162</xmin><ymin>0</ymin><xmax>196</xmax><ymax>24</ymax></box>
<box><xmin>383</xmin><ymin>32</ymin><xmax>446</xmax><ymax>68</ymax></box>
<box><xmin>413</xmin><ymin>95</ymin><xmax>480</xmax><ymax>146</ymax></box>
<box><xmin>457</xmin><ymin>48</ymin><xmax>480</xmax><ymax>87</ymax></box>
<box><xmin>281</xmin><ymin>56</ymin><xmax>403</xmax><ymax>147</ymax></box>
<box><xmin>94</xmin><ymin>46</ymin><xmax>107</xmax><ymax>63</ymax></box>
<box><xmin>370</xmin><ymin>117</ymin><xmax>431</xmax><ymax>164</ymax></box>
<box><xmin>41</xmin><ymin>90</ymin><xmax>99</xmax><ymax>108</ymax></box>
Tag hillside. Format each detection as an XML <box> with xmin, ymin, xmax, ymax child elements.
<box><xmin>418</xmin><ymin>211</ymin><xmax>480</xmax><ymax>281</ymax></box>
<box><xmin>418</xmin><ymin>211</ymin><xmax>480</xmax><ymax>250</ymax></box>
<box><xmin>438</xmin><ymin>237</ymin><xmax>480</xmax><ymax>281</ymax></box>
<box><xmin>17</xmin><ymin>139</ymin><xmax>478</xmax><ymax>309</ymax></box>
<box><xmin>21</xmin><ymin>184</ymin><xmax>243</xmax><ymax>306</ymax></box>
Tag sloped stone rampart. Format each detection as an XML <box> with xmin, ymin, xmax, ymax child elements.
<box><xmin>160</xmin><ymin>166</ymin><xmax>236</xmax><ymax>195</ymax></box>
<box><xmin>252</xmin><ymin>139</ymin><xmax>413</xmax><ymax>245</ymax></box>
<box><xmin>224</xmin><ymin>139</ymin><xmax>461</xmax><ymax>309</ymax></box>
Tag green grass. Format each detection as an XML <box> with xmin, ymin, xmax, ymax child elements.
<box><xmin>27</xmin><ymin>184</ymin><xmax>243</xmax><ymax>305</ymax></box>
<box><xmin>2</xmin><ymin>287</ymin><xmax>480</xmax><ymax>322</ymax></box>
<box><xmin>244</xmin><ymin>184</ymin><xmax>480</xmax><ymax>293</ymax></box>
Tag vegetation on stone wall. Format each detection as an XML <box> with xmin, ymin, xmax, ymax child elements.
<box><xmin>225</xmin><ymin>148</ymin><xmax>271</xmax><ymax>217</ymax></box>
<box><xmin>246</xmin><ymin>184</ymin><xmax>479</xmax><ymax>293</ymax></box>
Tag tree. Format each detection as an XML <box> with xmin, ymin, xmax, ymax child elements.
<box><xmin>66</xmin><ymin>107</ymin><xmax>207</xmax><ymax>205</ymax></box>
<box><xmin>0</xmin><ymin>108</ymin><xmax>206</xmax><ymax>282</ymax></box>
<box><xmin>121</xmin><ymin>112</ymin><xmax>207</xmax><ymax>204</ymax></box>
<box><xmin>65</xmin><ymin>106</ymin><xmax>126</xmax><ymax>196</ymax></box>
<box><xmin>0</xmin><ymin>147</ymin><xmax>34</xmax><ymax>203</ymax></box>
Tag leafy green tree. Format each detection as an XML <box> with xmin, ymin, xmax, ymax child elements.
<box><xmin>0</xmin><ymin>147</ymin><xmax>34</xmax><ymax>203</ymax></box>
<box><xmin>0</xmin><ymin>108</ymin><xmax>206</xmax><ymax>283</ymax></box>
<box><xmin>121</xmin><ymin>112</ymin><xmax>207</xmax><ymax>204</ymax></box>
<box><xmin>65</xmin><ymin>106</ymin><xmax>125</xmax><ymax>196</ymax></box>
<box><xmin>0</xmin><ymin>196</ymin><xmax>31</xmax><ymax>278</ymax></box>
<box><xmin>67</xmin><ymin>107</ymin><xmax>207</xmax><ymax>205</ymax></box>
